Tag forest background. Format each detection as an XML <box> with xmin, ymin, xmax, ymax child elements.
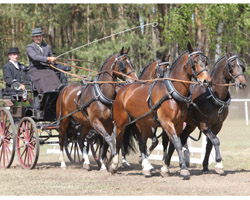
<box><xmin>0</xmin><ymin>3</ymin><xmax>250</xmax><ymax>97</ymax></box>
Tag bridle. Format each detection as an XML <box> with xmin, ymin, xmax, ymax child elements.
<box><xmin>225</xmin><ymin>55</ymin><xmax>245</xmax><ymax>85</ymax></box>
<box><xmin>154</xmin><ymin>60</ymin><xmax>170</xmax><ymax>78</ymax></box>
<box><xmin>187</xmin><ymin>51</ymin><xmax>209</xmax><ymax>79</ymax></box>
<box><xmin>111</xmin><ymin>54</ymin><xmax>135</xmax><ymax>76</ymax></box>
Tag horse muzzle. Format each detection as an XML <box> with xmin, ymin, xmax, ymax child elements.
<box><xmin>198</xmin><ymin>79</ymin><xmax>212</xmax><ymax>88</ymax></box>
<box><xmin>236</xmin><ymin>81</ymin><xmax>247</xmax><ymax>90</ymax></box>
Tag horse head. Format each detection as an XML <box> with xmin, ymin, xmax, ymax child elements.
<box><xmin>224</xmin><ymin>47</ymin><xmax>247</xmax><ymax>90</ymax></box>
<box><xmin>187</xmin><ymin>42</ymin><xmax>211</xmax><ymax>87</ymax></box>
<box><xmin>155</xmin><ymin>53</ymin><xmax>170</xmax><ymax>78</ymax></box>
<box><xmin>112</xmin><ymin>47</ymin><xmax>138</xmax><ymax>83</ymax></box>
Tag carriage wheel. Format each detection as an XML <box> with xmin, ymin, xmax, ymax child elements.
<box><xmin>16</xmin><ymin>117</ymin><xmax>39</xmax><ymax>169</ymax></box>
<box><xmin>64</xmin><ymin>133</ymin><xmax>83</xmax><ymax>164</ymax></box>
<box><xmin>0</xmin><ymin>108</ymin><xmax>16</xmax><ymax>168</ymax></box>
<box><xmin>87</xmin><ymin>138</ymin><xmax>112</xmax><ymax>169</ymax></box>
<box><xmin>88</xmin><ymin>141</ymin><xmax>101</xmax><ymax>168</ymax></box>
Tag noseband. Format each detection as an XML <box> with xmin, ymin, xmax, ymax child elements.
<box><xmin>225</xmin><ymin>55</ymin><xmax>245</xmax><ymax>83</ymax></box>
<box><xmin>188</xmin><ymin>51</ymin><xmax>209</xmax><ymax>78</ymax></box>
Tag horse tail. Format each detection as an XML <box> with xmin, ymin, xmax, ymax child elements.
<box><xmin>123</xmin><ymin>124</ymin><xmax>138</xmax><ymax>155</ymax></box>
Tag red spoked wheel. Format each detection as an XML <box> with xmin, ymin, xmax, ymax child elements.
<box><xmin>16</xmin><ymin>117</ymin><xmax>39</xmax><ymax>169</ymax></box>
<box><xmin>0</xmin><ymin>108</ymin><xmax>16</xmax><ymax>168</ymax></box>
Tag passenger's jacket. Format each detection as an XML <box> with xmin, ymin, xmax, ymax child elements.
<box><xmin>2</xmin><ymin>61</ymin><xmax>30</xmax><ymax>92</ymax></box>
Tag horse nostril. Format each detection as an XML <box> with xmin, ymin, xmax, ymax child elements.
<box><xmin>239</xmin><ymin>83</ymin><xmax>247</xmax><ymax>90</ymax></box>
<box><xmin>203</xmin><ymin>79</ymin><xmax>210</xmax><ymax>88</ymax></box>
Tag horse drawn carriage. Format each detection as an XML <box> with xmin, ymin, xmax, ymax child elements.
<box><xmin>0</xmin><ymin>63</ymin><xmax>101</xmax><ymax>170</ymax></box>
<box><xmin>0</xmin><ymin>47</ymin><xmax>138</xmax><ymax>170</ymax></box>
<box><xmin>0</xmin><ymin>43</ymin><xmax>246</xmax><ymax>181</ymax></box>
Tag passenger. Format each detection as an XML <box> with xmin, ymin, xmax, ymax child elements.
<box><xmin>2</xmin><ymin>47</ymin><xmax>30</xmax><ymax>95</ymax></box>
<box><xmin>26</xmin><ymin>27</ymin><xmax>67</xmax><ymax>93</ymax></box>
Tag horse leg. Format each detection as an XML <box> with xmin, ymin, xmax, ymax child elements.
<box><xmin>82</xmin><ymin>143</ymin><xmax>91</xmax><ymax>171</ymax></box>
<box><xmin>202</xmin><ymin>136</ymin><xmax>213</xmax><ymax>173</ymax></box>
<box><xmin>99</xmin><ymin>140</ymin><xmax>109</xmax><ymax>171</ymax></box>
<box><xmin>121</xmin><ymin>144</ymin><xmax>131</xmax><ymax>168</ymax></box>
<box><xmin>180</xmin><ymin>124</ymin><xmax>196</xmax><ymax>168</ymax></box>
<box><xmin>58</xmin><ymin>118</ymin><xmax>70</xmax><ymax>169</ymax></box>
<box><xmin>139</xmin><ymin>134</ymin><xmax>154</xmax><ymax>177</ymax></box>
<box><xmin>203</xmin><ymin>129</ymin><xmax>224</xmax><ymax>174</ymax></box>
<box><xmin>160</xmin><ymin>131</ymin><xmax>170</xmax><ymax>177</ymax></box>
<box><xmin>79</xmin><ymin>130</ymin><xmax>92</xmax><ymax>171</ymax></box>
<box><xmin>110</xmin><ymin>124</ymin><xmax>121</xmax><ymax>174</ymax></box>
<box><xmin>148</xmin><ymin>127</ymin><xmax>159</xmax><ymax>156</ymax></box>
<box><xmin>92</xmin><ymin>119</ymin><xmax>116</xmax><ymax>157</ymax></box>
<box><xmin>161</xmin><ymin>123</ymin><xmax>190</xmax><ymax>179</ymax></box>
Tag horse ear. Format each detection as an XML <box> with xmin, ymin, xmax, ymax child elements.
<box><xmin>187</xmin><ymin>42</ymin><xmax>193</xmax><ymax>53</ymax></box>
<box><xmin>120</xmin><ymin>47</ymin><xmax>124</xmax><ymax>55</ymax></box>
<box><xmin>162</xmin><ymin>53</ymin><xmax>170</xmax><ymax>62</ymax></box>
<box><xmin>124</xmin><ymin>47</ymin><xmax>130</xmax><ymax>54</ymax></box>
<box><xmin>199</xmin><ymin>44</ymin><xmax>204</xmax><ymax>51</ymax></box>
<box><xmin>166</xmin><ymin>54</ymin><xmax>170</xmax><ymax>61</ymax></box>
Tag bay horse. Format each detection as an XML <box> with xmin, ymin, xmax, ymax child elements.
<box><xmin>56</xmin><ymin>47</ymin><xmax>138</xmax><ymax>170</ymax></box>
<box><xmin>120</xmin><ymin>54</ymin><xmax>170</xmax><ymax>167</ymax></box>
<box><xmin>164</xmin><ymin>47</ymin><xmax>247</xmax><ymax>174</ymax></box>
<box><xmin>110</xmin><ymin>42</ymin><xmax>211</xmax><ymax>179</ymax></box>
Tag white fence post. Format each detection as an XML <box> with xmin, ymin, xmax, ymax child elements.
<box><xmin>231</xmin><ymin>99</ymin><xmax>250</xmax><ymax>125</ymax></box>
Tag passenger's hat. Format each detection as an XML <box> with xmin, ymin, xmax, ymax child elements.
<box><xmin>31</xmin><ymin>27</ymin><xmax>43</xmax><ymax>36</ymax></box>
<box><xmin>8</xmin><ymin>47</ymin><xmax>20</xmax><ymax>54</ymax></box>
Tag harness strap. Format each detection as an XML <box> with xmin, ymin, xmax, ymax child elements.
<box><xmin>189</xmin><ymin>131</ymin><xmax>202</xmax><ymax>141</ymax></box>
<box><xmin>118</xmin><ymin>91</ymin><xmax>171</xmax><ymax>135</ymax></box>
<box><xmin>147</xmin><ymin>81</ymin><xmax>161</xmax><ymax>126</ymax></box>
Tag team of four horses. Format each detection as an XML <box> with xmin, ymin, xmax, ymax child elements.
<box><xmin>56</xmin><ymin>42</ymin><xmax>247</xmax><ymax>180</ymax></box>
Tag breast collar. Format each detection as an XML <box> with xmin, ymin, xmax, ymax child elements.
<box><xmin>164</xmin><ymin>70</ymin><xmax>192</xmax><ymax>103</ymax></box>
<box><xmin>93</xmin><ymin>76</ymin><xmax>114</xmax><ymax>106</ymax></box>
<box><xmin>206</xmin><ymin>87</ymin><xmax>231</xmax><ymax>108</ymax></box>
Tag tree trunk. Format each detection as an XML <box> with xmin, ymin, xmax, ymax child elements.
<box><xmin>11</xmin><ymin>4</ymin><xmax>15</xmax><ymax>47</ymax></box>
<box><xmin>87</xmin><ymin>4</ymin><xmax>90</xmax><ymax>44</ymax></box>
<box><xmin>107</xmin><ymin>4</ymin><xmax>114</xmax><ymax>40</ymax></box>
<box><xmin>195</xmin><ymin>6</ymin><xmax>203</xmax><ymax>47</ymax></box>
<box><xmin>215</xmin><ymin>21</ymin><xmax>224</xmax><ymax>62</ymax></box>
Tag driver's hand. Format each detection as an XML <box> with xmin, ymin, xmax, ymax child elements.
<box><xmin>20</xmin><ymin>84</ymin><xmax>25</xmax><ymax>90</ymax></box>
<box><xmin>47</xmin><ymin>57</ymin><xmax>56</xmax><ymax>63</ymax></box>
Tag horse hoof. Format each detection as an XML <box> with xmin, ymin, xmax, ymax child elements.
<box><xmin>109</xmin><ymin>166</ymin><xmax>117</xmax><ymax>174</ymax></box>
<box><xmin>160</xmin><ymin>171</ymin><xmax>169</xmax><ymax>177</ymax></box>
<box><xmin>143</xmin><ymin>170</ymin><xmax>152</xmax><ymax>177</ymax></box>
<box><xmin>61</xmin><ymin>163</ymin><xmax>66</xmax><ymax>169</ymax></box>
<box><xmin>160</xmin><ymin>166</ymin><xmax>169</xmax><ymax>177</ymax></box>
<box><xmin>99</xmin><ymin>168</ymin><xmax>107</xmax><ymax>172</ymax></box>
<box><xmin>122</xmin><ymin>161</ymin><xmax>131</xmax><ymax>168</ymax></box>
<box><xmin>215</xmin><ymin>167</ymin><xmax>225</xmax><ymax>175</ymax></box>
<box><xmin>202</xmin><ymin>169</ymin><xmax>210</xmax><ymax>174</ymax></box>
<box><xmin>180</xmin><ymin>169</ymin><xmax>190</xmax><ymax>180</ymax></box>
<box><xmin>83</xmin><ymin>164</ymin><xmax>91</xmax><ymax>171</ymax></box>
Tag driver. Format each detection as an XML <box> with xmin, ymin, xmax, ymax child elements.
<box><xmin>26</xmin><ymin>27</ymin><xmax>68</xmax><ymax>94</ymax></box>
